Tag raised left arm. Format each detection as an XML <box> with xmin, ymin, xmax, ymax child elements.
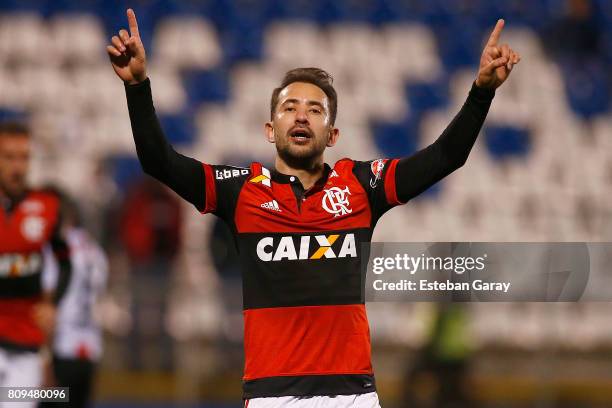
<box><xmin>395</xmin><ymin>19</ymin><xmax>520</xmax><ymax>203</ymax></box>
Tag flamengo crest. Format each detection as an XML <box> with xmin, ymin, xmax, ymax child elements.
<box><xmin>21</xmin><ymin>215</ymin><xmax>46</xmax><ymax>242</ymax></box>
<box><xmin>322</xmin><ymin>186</ymin><xmax>352</xmax><ymax>217</ymax></box>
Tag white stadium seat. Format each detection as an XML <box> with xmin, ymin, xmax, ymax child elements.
<box><xmin>49</xmin><ymin>14</ymin><xmax>107</xmax><ymax>65</ymax></box>
<box><xmin>152</xmin><ymin>16</ymin><xmax>222</xmax><ymax>70</ymax></box>
<box><xmin>0</xmin><ymin>13</ymin><xmax>50</xmax><ymax>65</ymax></box>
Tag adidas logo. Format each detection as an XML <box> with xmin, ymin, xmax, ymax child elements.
<box><xmin>260</xmin><ymin>200</ymin><xmax>281</xmax><ymax>212</ymax></box>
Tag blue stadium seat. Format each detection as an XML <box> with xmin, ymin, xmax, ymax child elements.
<box><xmin>371</xmin><ymin>116</ymin><xmax>419</xmax><ymax>158</ymax></box>
<box><xmin>484</xmin><ymin>126</ymin><xmax>531</xmax><ymax>160</ymax></box>
<box><xmin>316</xmin><ymin>0</ymin><xmax>381</xmax><ymax>24</ymax></box>
<box><xmin>434</xmin><ymin>18</ymin><xmax>482</xmax><ymax>70</ymax></box>
<box><xmin>100</xmin><ymin>2</ymin><xmax>157</xmax><ymax>52</ymax></box>
<box><xmin>365</xmin><ymin>0</ymin><xmax>397</xmax><ymax>25</ymax></box>
<box><xmin>182</xmin><ymin>68</ymin><xmax>230</xmax><ymax>104</ymax></box>
<box><xmin>599</xmin><ymin>29</ymin><xmax>612</xmax><ymax>65</ymax></box>
<box><xmin>478</xmin><ymin>0</ymin><xmax>548</xmax><ymax>29</ymax></box>
<box><xmin>219</xmin><ymin>20</ymin><xmax>264</xmax><ymax>65</ymax></box>
<box><xmin>45</xmin><ymin>0</ymin><xmax>107</xmax><ymax>16</ymax></box>
<box><xmin>0</xmin><ymin>109</ymin><xmax>27</xmax><ymax>122</ymax></box>
<box><xmin>561</xmin><ymin>59</ymin><xmax>611</xmax><ymax>120</ymax></box>
<box><xmin>0</xmin><ymin>0</ymin><xmax>50</xmax><ymax>15</ymax></box>
<box><xmin>158</xmin><ymin>113</ymin><xmax>196</xmax><ymax>145</ymax></box>
<box><xmin>163</xmin><ymin>0</ymin><xmax>214</xmax><ymax>16</ymax></box>
<box><xmin>109</xmin><ymin>155</ymin><xmax>144</xmax><ymax>192</ymax></box>
<box><xmin>418</xmin><ymin>0</ymin><xmax>455</xmax><ymax>26</ymax></box>
<box><xmin>406</xmin><ymin>79</ymin><xmax>449</xmax><ymax>114</ymax></box>
<box><xmin>369</xmin><ymin>0</ymin><xmax>421</xmax><ymax>23</ymax></box>
<box><xmin>268</xmin><ymin>0</ymin><xmax>325</xmax><ymax>22</ymax></box>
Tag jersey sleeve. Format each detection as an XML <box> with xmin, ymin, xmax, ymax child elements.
<box><xmin>40</xmin><ymin>244</ymin><xmax>59</xmax><ymax>294</ymax></box>
<box><xmin>201</xmin><ymin>164</ymin><xmax>251</xmax><ymax>223</ymax></box>
<box><xmin>351</xmin><ymin>158</ymin><xmax>405</xmax><ymax>221</ymax></box>
<box><xmin>48</xmin><ymin>208</ymin><xmax>72</xmax><ymax>305</ymax></box>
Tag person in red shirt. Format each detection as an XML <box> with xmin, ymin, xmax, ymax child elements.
<box><xmin>107</xmin><ymin>9</ymin><xmax>520</xmax><ymax>407</ymax></box>
<box><xmin>0</xmin><ymin>122</ymin><xmax>71</xmax><ymax>407</ymax></box>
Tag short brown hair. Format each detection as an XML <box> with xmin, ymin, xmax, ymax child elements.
<box><xmin>0</xmin><ymin>121</ymin><xmax>30</xmax><ymax>137</ymax></box>
<box><xmin>270</xmin><ymin>67</ymin><xmax>338</xmax><ymax>125</ymax></box>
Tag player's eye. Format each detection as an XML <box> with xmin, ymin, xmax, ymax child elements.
<box><xmin>309</xmin><ymin>108</ymin><xmax>321</xmax><ymax>114</ymax></box>
<box><xmin>285</xmin><ymin>106</ymin><xmax>295</xmax><ymax>112</ymax></box>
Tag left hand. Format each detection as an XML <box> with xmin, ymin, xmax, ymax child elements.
<box><xmin>32</xmin><ymin>301</ymin><xmax>57</xmax><ymax>336</ymax></box>
<box><xmin>476</xmin><ymin>19</ymin><xmax>521</xmax><ymax>90</ymax></box>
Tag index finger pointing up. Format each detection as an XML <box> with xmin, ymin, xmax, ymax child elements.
<box><xmin>486</xmin><ymin>19</ymin><xmax>505</xmax><ymax>47</ymax></box>
<box><xmin>127</xmin><ymin>8</ymin><xmax>140</xmax><ymax>37</ymax></box>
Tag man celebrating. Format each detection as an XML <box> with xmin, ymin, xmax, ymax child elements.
<box><xmin>0</xmin><ymin>122</ymin><xmax>71</xmax><ymax>406</ymax></box>
<box><xmin>107</xmin><ymin>9</ymin><xmax>520</xmax><ymax>407</ymax></box>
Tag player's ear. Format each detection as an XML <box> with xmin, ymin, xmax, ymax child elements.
<box><xmin>265</xmin><ymin>122</ymin><xmax>275</xmax><ymax>143</ymax></box>
<box><xmin>326</xmin><ymin>127</ymin><xmax>340</xmax><ymax>147</ymax></box>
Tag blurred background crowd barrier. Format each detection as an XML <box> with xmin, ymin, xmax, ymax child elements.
<box><xmin>1</xmin><ymin>0</ymin><xmax>612</xmax><ymax>406</ymax></box>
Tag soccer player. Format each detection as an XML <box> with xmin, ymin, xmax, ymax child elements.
<box><xmin>0</xmin><ymin>122</ymin><xmax>71</xmax><ymax>407</ymax></box>
<box><xmin>40</xmin><ymin>195</ymin><xmax>108</xmax><ymax>408</ymax></box>
<box><xmin>107</xmin><ymin>9</ymin><xmax>520</xmax><ymax>407</ymax></box>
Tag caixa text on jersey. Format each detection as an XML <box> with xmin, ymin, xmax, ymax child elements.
<box><xmin>0</xmin><ymin>253</ymin><xmax>43</xmax><ymax>277</ymax></box>
<box><xmin>256</xmin><ymin>233</ymin><xmax>357</xmax><ymax>261</ymax></box>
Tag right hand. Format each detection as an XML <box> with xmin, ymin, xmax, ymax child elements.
<box><xmin>107</xmin><ymin>9</ymin><xmax>147</xmax><ymax>84</ymax></box>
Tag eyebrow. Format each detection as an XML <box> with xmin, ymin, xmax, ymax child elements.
<box><xmin>281</xmin><ymin>98</ymin><xmax>326</xmax><ymax>110</ymax></box>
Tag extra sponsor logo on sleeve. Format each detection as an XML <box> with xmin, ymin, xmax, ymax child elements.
<box><xmin>215</xmin><ymin>167</ymin><xmax>250</xmax><ymax>180</ymax></box>
<box><xmin>369</xmin><ymin>159</ymin><xmax>388</xmax><ymax>188</ymax></box>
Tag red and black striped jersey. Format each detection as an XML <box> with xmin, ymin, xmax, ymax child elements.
<box><xmin>201</xmin><ymin>158</ymin><xmax>403</xmax><ymax>398</ymax></box>
<box><xmin>0</xmin><ymin>190</ymin><xmax>70</xmax><ymax>351</ymax></box>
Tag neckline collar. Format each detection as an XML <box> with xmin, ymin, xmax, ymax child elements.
<box><xmin>0</xmin><ymin>189</ymin><xmax>28</xmax><ymax>214</ymax></box>
<box><xmin>270</xmin><ymin>163</ymin><xmax>332</xmax><ymax>188</ymax></box>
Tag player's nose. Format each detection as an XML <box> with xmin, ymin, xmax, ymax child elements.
<box><xmin>295</xmin><ymin>107</ymin><xmax>308</xmax><ymax>123</ymax></box>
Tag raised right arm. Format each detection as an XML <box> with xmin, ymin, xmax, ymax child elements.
<box><xmin>125</xmin><ymin>79</ymin><xmax>205</xmax><ymax>209</ymax></box>
<box><xmin>107</xmin><ymin>9</ymin><xmax>205</xmax><ymax>210</ymax></box>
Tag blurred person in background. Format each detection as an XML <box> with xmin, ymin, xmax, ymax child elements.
<box><xmin>544</xmin><ymin>0</ymin><xmax>601</xmax><ymax>60</ymax></box>
<box><xmin>542</xmin><ymin>0</ymin><xmax>608</xmax><ymax>128</ymax></box>
<box><xmin>119</xmin><ymin>177</ymin><xmax>182</xmax><ymax>371</ymax></box>
<box><xmin>107</xmin><ymin>9</ymin><xmax>519</xmax><ymax>407</ymax></box>
<box><xmin>39</xmin><ymin>192</ymin><xmax>108</xmax><ymax>408</ymax></box>
<box><xmin>0</xmin><ymin>122</ymin><xmax>71</xmax><ymax>407</ymax></box>
<box><xmin>401</xmin><ymin>303</ymin><xmax>473</xmax><ymax>408</ymax></box>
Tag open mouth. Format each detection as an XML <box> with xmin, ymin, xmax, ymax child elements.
<box><xmin>289</xmin><ymin>128</ymin><xmax>312</xmax><ymax>141</ymax></box>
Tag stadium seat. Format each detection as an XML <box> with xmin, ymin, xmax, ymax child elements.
<box><xmin>484</xmin><ymin>126</ymin><xmax>531</xmax><ymax>160</ymax></box>
<box><xmin>109</xmin><ymin>155</ymin><xmax>145</xmax><ymax>191</ymax></box>
<box><xmin>561</xmin><ymin>59</ymin><xmax>611</xmax><ymax>120</ymax></box>
<box><xmin>152</xmin><ymin>16</ymin><xmax>222</xmax><ymax>70</ymax></box>
<box><xmin>147</xmin><ymin>66</ymin><xmax>188</xmax><ymax>114</ymax></box>
<box><xmin>159</xmin><ymin>112</ymin><xmax>196</xmax><ymax>145</ymax></box>
<box><xmin>371</xmin><ymin>116</ymin><xmax>419</xmax><ymax>158</ymax></box>
<box><xmin>0</xmin><ymin>13</ymin><xmax>49</xmax><ymax>64</ymax></box>
<box><xmin>219</xmin><ymin>19</ymin><xmax>265</xmax><ymax>65</ymax></box>
<box><xmin>49</xmin><ymin>14</ymin><xmax>106</xmax><ymax>65</ymax></box>
<box><xmin>406</xmin><ymin>79</ymin><xmax>449</xmax><ymax>114</ymax></box>
<box><xmin>182</xmin><ymin>68</ymin><xmax>230</xmax><ymax>105</ymax></box>
<box><xmin>380</xmin><ymin>23</ymin><xmax>442</xmax><ymax>82</ymax></box>
<box><xmin>263</xmin><ymin>22</ymin><xmax>324</xmax><ymax>67</ymax></box>
<box><xmin>433</xmin><ymin>18</ymin><xmax>482</xmax><ymax>70</ymax></box>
